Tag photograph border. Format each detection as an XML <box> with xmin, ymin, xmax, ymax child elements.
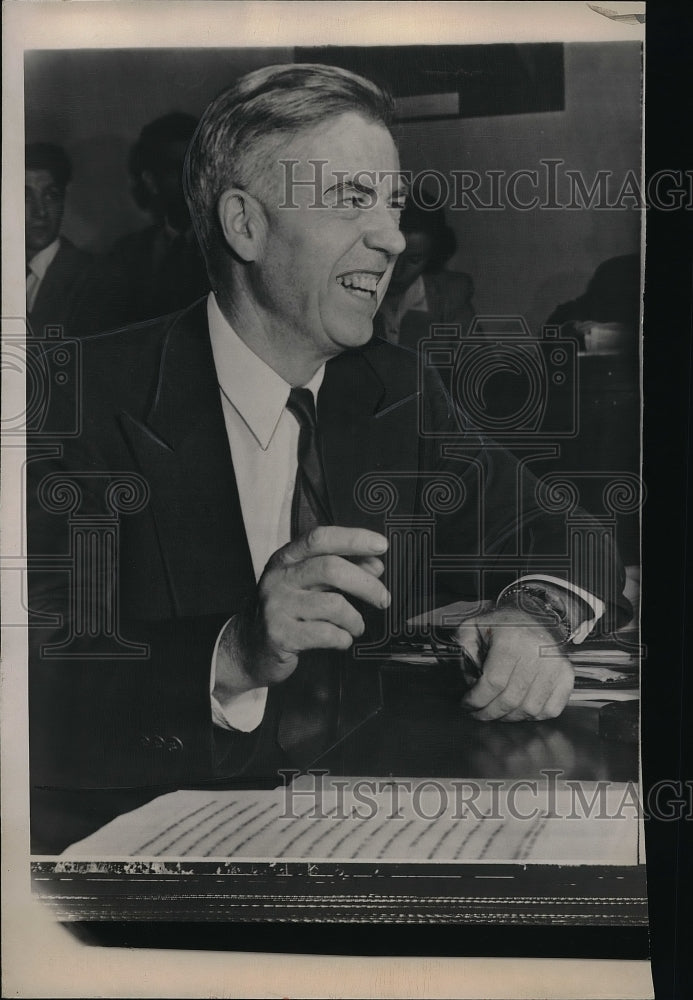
<box><xmin>4</xmin><ymin>4</ymin><xmax>677</xmax><ymax>999</ymax></box>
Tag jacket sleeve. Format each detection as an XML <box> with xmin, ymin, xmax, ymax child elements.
<box><xmin>27</xmin><ymin>421</ymin><xmax>268</xmax><ymax>793</ymax></box>
<box><xmin>417</xmin><ymin>360</ymin><xmax>631</xmax><ymax>632</ymax></box>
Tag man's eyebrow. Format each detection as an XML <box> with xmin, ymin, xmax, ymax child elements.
<box><xmin>322</xmin><ymin>178</ymin><xmax>410</xmax><ymax>202</ymax></box>
<box><xmin>322</xmin><ymin>177</ymin><xmax>376</xmax><ymax>196</ymax></box>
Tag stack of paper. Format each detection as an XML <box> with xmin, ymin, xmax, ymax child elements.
<box><xmin>61</xmin><ymin>778</ymin><xmax>640</xmax><ymax>864</ymax></box>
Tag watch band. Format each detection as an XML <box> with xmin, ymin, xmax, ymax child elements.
<box><xmin>496</xmin><ymin>575</ymin><xmax>605</xmax><ymax>644</ymax></box>
<box><xmin>495</xmin><ymin>583</ymin><xmax>575</xmax><ymax>643</ymax></box>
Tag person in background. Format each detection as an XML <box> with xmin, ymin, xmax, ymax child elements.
<box><xmin>25</xmin><ymin>143</ymin><xmax>95</xmax><ymax>338</ymax></box>
<box><xmin>545</xmin><ymin>254</ymin><xmax>640</xmax><ymax>354</ymax></box>
<box><xmin>546</xmin><ymin>253</ymin><xmax>641</xmax><ymax>571</ymax></box>
<box><xmin>89</xmin><ymin>111</ymin><xmax>209</xmax><ymax>328</ymax></box>
<box><xmin>375</xmin><ymin>190</ymin><xmax>475</xmax><ymax>350</ymax></box>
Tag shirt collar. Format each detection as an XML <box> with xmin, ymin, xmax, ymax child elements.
<box><xmin>207</xmin><ymin>292</ymin><xmax>325</xmax><ymax>450</ymax></box>
<box><xmin>27</xmin><ymin>237</ymin><xmax>61</xmax><ymax>280</ymax></box>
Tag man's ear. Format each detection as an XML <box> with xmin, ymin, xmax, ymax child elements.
<box><xmin>217</xmin><ymin>188</ymin><xmax>265</xmax><ymax>262</ymax></box>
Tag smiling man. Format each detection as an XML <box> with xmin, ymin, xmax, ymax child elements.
<box><xmin>28</xmin><ymin>64</ymin><xmax>629</xmax><ymax>851</ymax></box>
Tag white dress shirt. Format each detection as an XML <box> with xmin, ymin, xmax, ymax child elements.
<box><xmin>205</xmin><ymin>292</ymin><xmax>604</xmax><ymax>733</ymax></box>
<box><xmin>496</xmin><ymin>576</ymin><xmax>604</xmax><ymax>644</ymax></box>
<box><xmin>207</xmin><ymin>293</ymin><xmax>324</xmax><ymax>731</ymax></box>
<box><xmin>26</xmin><ymin>237</ymin><xmax>61</xmax><ymax>312</ymax></box>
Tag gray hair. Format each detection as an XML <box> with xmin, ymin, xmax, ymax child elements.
<box><xmin>183</xmin><ymin>63</ymin><xmax>394</xmax><ymax>271</ymax></box>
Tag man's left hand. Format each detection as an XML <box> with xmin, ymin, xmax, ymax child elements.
<box><xmin>454</xmin><ymin>607</ymin><xmax>574</xmax><ymax>722</ymax></box>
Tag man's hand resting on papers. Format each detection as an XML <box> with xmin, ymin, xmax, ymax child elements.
<box><xmin>214</xmin><ymin>527</ymin><xmax>390</xmax><ymax>699</ymax></box>
<box><xmin>455</xmin><ymin>607</ymin><xmax>575</xmax><ymax>722</ymax></box>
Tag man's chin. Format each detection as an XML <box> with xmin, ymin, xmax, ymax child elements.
<box><xmin>26</xmin><ymin>235</ymin><xmax>55</xmax><ymax>255</ymax></box>
<box><xmin>331</xmin><ymin>319</ymin><xmax>374</xmax><ymax>352</ymax></box>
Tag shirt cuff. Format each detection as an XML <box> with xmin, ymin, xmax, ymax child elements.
<box><xmin>496</xmin><ymin>574</ymin><xmax>605</xmax><ymax>645</ymax></box>
<box><xmin>210</xmin><ymin>617</ymin><xmax>268</xmax><ymax>732</ymax></box>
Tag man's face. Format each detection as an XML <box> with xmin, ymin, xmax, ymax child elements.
<box><xmin>251</xmin><ymin>112</ymin><xmax>407</xmax><ymax>362</ymax></box>
<box><xmin>25</xmin><ymin>169</ymin><xmax>65</xmax><ymax>256</ymax></box>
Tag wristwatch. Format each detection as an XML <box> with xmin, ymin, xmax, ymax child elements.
<box><xmin>495</xmin><ymin>581</ymin><xmax>586</xmax><ymax>643</ymax></box>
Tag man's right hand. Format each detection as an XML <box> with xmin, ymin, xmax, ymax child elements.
<box><xmin>215</xmin><ymin>526</ymin><xmax>390</xmax><ymax>699</ymax></box>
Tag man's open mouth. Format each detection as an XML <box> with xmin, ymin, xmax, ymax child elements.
<box><xmin>336</xmin><ymin>271</ymin><xmax>384</xmax><ymax>299</ymax></box>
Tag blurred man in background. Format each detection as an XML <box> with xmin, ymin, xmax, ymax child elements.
<box><xmin>89</xmin><ymin>111</ymin><xmax>209</xmax><ymax>328</ymax></box>
<box><xmin>25</xmin><ymin>142</ymin><xmax>95</xmax><ymax>338</ymax></box>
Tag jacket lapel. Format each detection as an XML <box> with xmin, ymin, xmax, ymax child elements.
<box><xmin>30</xmin><ymin>242</ymin><xmax>74</xmax><ymax>333</ymax></box>
<box><xmin>319</xmin><ymin>347</ymin><xmax>420</xmax><ymax>527</ymax></box>
<box><xmin>118</xmin><ymin>301</ymin><xmax>255</xmax><ymax>617</ymax></box>
<box><xmin>318</xmin><ymin>346</ymin><xmax>423</xmax><ymax>735</ymax></box>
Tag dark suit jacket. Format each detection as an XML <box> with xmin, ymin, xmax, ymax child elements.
<box><xmin>27</xmin><ymin>238</ymin><xmax>95</xmax><ymax>339</ymax></box>
<box><xmin>28</xmin><ymin>298</ymin><xmax>629</xmax><ymax>799</ymax></box>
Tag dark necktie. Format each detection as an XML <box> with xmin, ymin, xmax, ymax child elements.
<box><xmin>276</xmin><ymin>387</ymin><xmax>340</xmax><ymax>765</ymax></box>
<box><xmin>26</xmin><ymin>262</ymin><xmax>37</xmax><ymax>314</ymax></box>
<box><xmin>276</xmin><ymin>385</ymin><xmax>383</xmax><ymax>768</ymax></box>
<box><xmin>285</xmin><ymin>387</ymin><xmax>333</xmax><ymax>535</ymax></box>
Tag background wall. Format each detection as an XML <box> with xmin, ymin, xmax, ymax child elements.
<box><xmin>25</xmin><ymin>42</ymin><xmax>642</xmax><ymax>332</ymax></box>
<box><xmin>25</xmin><ymin>47</ymin><xmax>293</xmax><ymax>251</ymax></box>
<box><xmin>393</xmin><ymin>42</ymin><xmax>642</xmax><ymax>332</ymax></box>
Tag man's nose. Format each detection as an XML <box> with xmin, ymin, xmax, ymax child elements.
<box><xmin>363</xmin><ymin>208</ymin><xmax>407</xmax><ymax>258</ymax></box>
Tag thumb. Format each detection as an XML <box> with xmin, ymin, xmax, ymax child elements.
<box><xmin>453</xmin><ymin>618</ymin><xmax>484</xmax><ymax>660</ymax></box>
<box><xmin>451</xmin><ymin>620</ymin><xmax>491</xmax><ymax>688</ymax></box>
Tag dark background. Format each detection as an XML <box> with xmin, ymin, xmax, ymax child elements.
<box><xmin>640</xmin><ymin>6</ymin><xmax>693</xmax><ymax>1000</ymax></box>
<box><xmin>25</xmin><ymin>40</ymin><xmax>641</xmax><ymax>335</ymax></box>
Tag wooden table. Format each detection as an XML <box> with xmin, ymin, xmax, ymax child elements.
<box><xmin>318</xmin><ymin>665</ymin><xmax>639</xmax><ymax>782</ymax></box>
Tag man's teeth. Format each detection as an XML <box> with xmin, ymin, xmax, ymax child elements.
<box><xmin>337</xmin><ymin>273</ymin><xmax>379</xmax><ymax>295</ymax></box>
